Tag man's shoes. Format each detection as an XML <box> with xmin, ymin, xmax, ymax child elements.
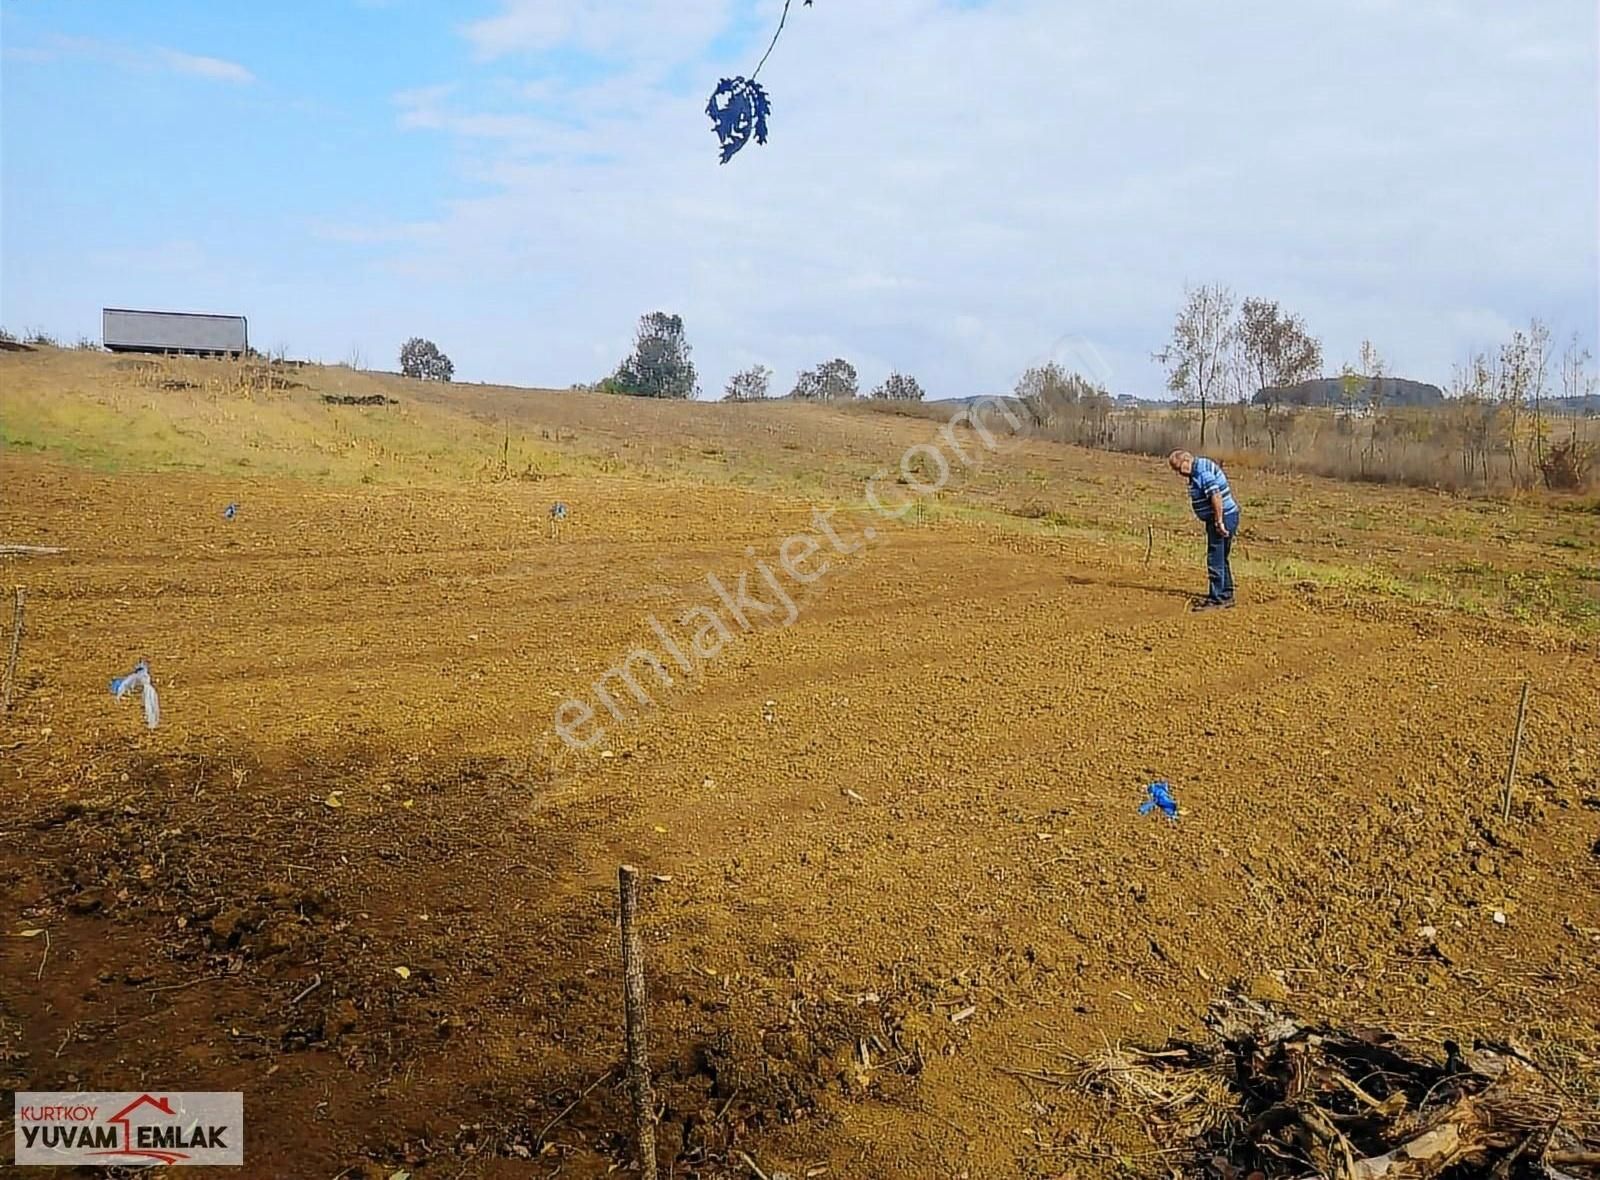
<box><xmin>1191</xmin><ymin>597</ymin><xmax>1236</xmax><ymax>612</ymax></box>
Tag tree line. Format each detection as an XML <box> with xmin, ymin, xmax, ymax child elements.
<box><xmin>397</xmin><ymin>294</ymin><xmax>1594</xmax><ymax>491</ymax></box>
<box><xmin>581</xmin><ymin>311</ymin><xmax>928</xmax><ymax>403</ymax></box>
<box><xmin>1148</xmin><ymin>284</ymin><xmax>1596</xmax><ymax>491</ymax></box>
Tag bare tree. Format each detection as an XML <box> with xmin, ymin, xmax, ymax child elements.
<box><xmin>1359</xmin><ymin>339</ymin><xmax>1386</xmax><ymax>475</ymax></box>
<box><xmin>1238</xmin><ymin>298</ymin><xmax>1323</xmax><ymax>392</ymax></box>
<box><xmin>1497</xmin><ymin>329</ymin><xmax>1534</xmax><ymax>489</ymax></box>
<box><xmin>1450</xmin><ymin>352</ymin><xmax>1496</xmax><ymax>484</ymax></box>
<box><xmin>1224</xmin><ymin>339</ymin><xmax>1254</xmax><ymax>449</ymax></box>
<box><xmin>1337</xmin><ymin>363</ymin><xmax>1363</xmax><ymax>460</ymax></box>
<box><xmin>1237</xmin><ymin>298</ymin><xmax>1321</xmax><ymax>457</ymax></box>
<box><xmin>1559</xmin><ymin>333</ymin><xmax>1595</xmax><ymax>444</ymax></box>
<box><xmin>1526</xmin><ymin>318</ymin><xmax>1552</xmax><ymax>474</ymax></box>
<box><xmin>1015</xmin><ymin>362</ymin><xmax>1079</xmax><ymax>427</ymax></box>
<box><xmin>1155</xmin><ymin>284</ymin><xmax>1236</xmax><ymax>447</ymax></box>
<box><xmin>1014</xmin><ymin>362</ymin><xmax>1113</xmax><ymax>443</ymax></box>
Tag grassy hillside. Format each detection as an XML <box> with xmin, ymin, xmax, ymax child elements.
<box><xmin>3</xmin><ymin>345</ymin><xmax>1597</xmax><ymax>631</ymax></box>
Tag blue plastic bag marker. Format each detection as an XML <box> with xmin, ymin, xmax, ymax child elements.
<box><xmin>110</xmin><ymin>660</ymin><xmax>160</xmax><ymax>729</ymax></box>
<box><xmin>1140</xmin><ymin>781</ymin><xmax>1179</xmax><ymax>822</ymax></box>
<box><xmin>223</xmin><ymin>503</ymin><xmax>238</xmax><ymax>520</ymax></box>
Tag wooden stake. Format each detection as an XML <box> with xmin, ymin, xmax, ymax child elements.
<box><xmin>618</xmin><ymin>865</ymin><xmax>657</xmax><ymax>1180</ymax></box>
<box><xmin>2</xmin><ymin>587</ymin><xmax>24</xmax><ymax>712</ymax></box>
<box><xmin>1144</xmin><ymin>523</ymin><xmax>1154</xmax><ymax>566</ymax></box>
<box><xmin>1501</xmin><ymin>681</ymin><xmax>1530</xmax><ymax>824</ymax></box>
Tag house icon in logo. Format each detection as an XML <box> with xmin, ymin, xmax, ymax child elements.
<box><xmin>95</xmin><ymin>1094</ymin><xmax>190</xmax><ymax>1166</ymax></box>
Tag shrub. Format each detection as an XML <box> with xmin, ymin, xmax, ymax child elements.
<box><xmin>793</xmin><ymin>358</ymin><xmax>857</xmax><ymax>400</ymax></box>
<box><xmin>872</xmin><ymin>372</ymin><xmax>925</xmax><ymax>401</ymax></box>
<box><xmin>1540</xmin><ymin>437</ymin><xmax>1594</xmax><ymax>491</ymax></box>
<box><xmin>724</xmin><ymin>364</ymin><xmax>772</xmax><ymax>401</ymax></box>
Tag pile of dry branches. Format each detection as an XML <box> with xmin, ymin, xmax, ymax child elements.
<box><xmin>1073</xmin><ymin>994</ymin><xmax>1598</xmax><ymax>1179</ymax></box>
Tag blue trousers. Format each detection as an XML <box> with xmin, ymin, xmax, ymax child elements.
<box><xmin>1206</xmin><ymin>508</ymin><xmax>1239</xmax><ymax>602</ymax></box>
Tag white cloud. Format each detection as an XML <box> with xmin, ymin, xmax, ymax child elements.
<box><xmin>155</xmin><ymin>48</ymin><xmax>255</xmax><ymax>84</ymax></box>
<box><xmin>374</xmin><ymin>0</ymin><xmax>1596</xmax><ymax>396</ymax></box>
<box><xmin>307</xmin><ymin>218</ymin><xmax>443</xmax><ymax>245</ymax></box>
<box><xmin>12</xmin><ymin>36</ymin><xmax>254</xmax><ymax>83</ymax></box>
<box><xmin>461</xmin><ymin>0</ymin><xmax>734</xmax><ymax>66</ymax></box>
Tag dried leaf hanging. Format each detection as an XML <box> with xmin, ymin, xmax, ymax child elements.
<box><xmin>705</xmin><ymin>0</ymin><xmax>812</xmax><ymax>163</ymax></box>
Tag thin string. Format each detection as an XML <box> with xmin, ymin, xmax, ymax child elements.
<box><xmin>750</xmin><ymin>0</ymin><xmax>796</xmax><ymax>80</ymax></box>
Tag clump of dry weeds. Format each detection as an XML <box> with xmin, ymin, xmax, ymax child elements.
<box><xmin>1065</xmin><ymin>993</ymin><xmax>1599</xmax><ymax>1179</ymax></box>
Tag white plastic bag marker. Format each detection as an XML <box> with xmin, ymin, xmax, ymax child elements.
<box><xmin>110</xmin><ymin>660</ymin><xmax>160</xmax><ymax>729</ymax></box>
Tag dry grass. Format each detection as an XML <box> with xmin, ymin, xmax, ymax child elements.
<box><xmin>1102</xmin><ymin>404</ymin><xmax>1600</xmax><ymax>495</ymax></box>
<box><xmin>1074</xmin><ymin>1047</ymin><xmax>1238</xmax><ymax>1141</ymax></box>
<box><xmin>4</xmin><ymin>345</ymin><xmax>1598</xmax><ymax>632</ymax></box>
<box><xmin>1064</xmin><ymin>1006</ymin><xmax>1598</xmax><ymax>1177</ymax></box>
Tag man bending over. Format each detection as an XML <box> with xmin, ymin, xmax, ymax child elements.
<box><xmin>1168</xmin><ymin>450</ymin><xmax>1239</xmax><ymax>611</ymax></box>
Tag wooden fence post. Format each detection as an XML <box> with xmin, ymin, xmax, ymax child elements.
<box><xmin>1501</xmin><ymin>681</ymin><xmax>1530</xmax><ymax>824</ymax></box>
<box><xmin>618</xmin><ymin>865</ymin><xmax>657</xmax><ymax>1180</ymax></box>
<box><xmin>2</xmin><ymin>588</ymin><xmax>25</xmax><ymax>712</ymax></box>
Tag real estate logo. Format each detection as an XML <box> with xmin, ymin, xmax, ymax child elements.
<box><xmin>15</xmin><ymin>1092</ymin><xmax>244</xmax><ymax>1167</ymax></box>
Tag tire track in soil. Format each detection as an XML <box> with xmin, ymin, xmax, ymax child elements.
<box><xmin>5</xmin><ymin>460</ymin><xmax>1596</xmax><ymax>1179</ymax></box>
<box><xmin>485</xmin><ymin>594</ymin><xmax>1598</xmax><ymax>1178</ymax></box>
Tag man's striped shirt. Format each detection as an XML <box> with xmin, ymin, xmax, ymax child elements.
<box><xmin>1188</xmin><ymin>456</ymin><xmax>1238</xmax><ymax>522</ymax></box>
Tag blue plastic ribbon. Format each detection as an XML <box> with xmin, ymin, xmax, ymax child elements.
<box><xmin>1139</xmin><ymin>781</ymin><xmax>1179</xmax><ymax>821</ymax></box>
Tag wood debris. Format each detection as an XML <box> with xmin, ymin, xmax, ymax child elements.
<box><xmin>1065</xmin><ymin>992</ymin><xmax>1595</xmax><ymax>1178</ymax></box>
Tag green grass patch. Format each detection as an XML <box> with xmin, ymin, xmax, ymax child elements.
<box><xmin>1241</xmin><ymin>555</ymin><xmax>1459</xmax><ymax>609</ymax></box>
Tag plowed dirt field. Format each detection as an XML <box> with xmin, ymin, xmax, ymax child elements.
<box><xmin>2</xmin><ymin>354</ymin><xmax>1597</xmax><ymax>1179</ymax></box>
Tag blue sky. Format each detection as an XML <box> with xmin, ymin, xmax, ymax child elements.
<box><xmin>3</xmin><ymin>0</ymin><xmax>1596</xmax><ymax>398</ymax></box>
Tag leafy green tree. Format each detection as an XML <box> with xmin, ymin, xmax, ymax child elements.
<box><xmin>399</xmin><ymin>337</ymin><xmax>454</xmax><ymax>381</ymax></box>
<box><xmin>793</xmin><ymin>357</ymin><xmax>858</xmax><ymax>400</ymax></box>
<box><xmin>609</xmin><ymin>312</ymin><xmax>698</xmax><ymax>399</ymax></box>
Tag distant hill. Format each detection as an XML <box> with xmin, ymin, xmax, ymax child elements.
<box><xmin>931</xmin><ymin>395</ymin><xmax>1030</xmax><ymax>415</ymax></box>
<box><xmin>932</xmin><ymin>393</ymin><xmax>1176</xmax><ymax>413</ymax></box>
<box><xmin>937</xmin><ymin>385</ymin><xmax>1598</xmax><ymax>416</ymax></box>
<box><xmin>1254</xmin><ymin>377</ymin><xmax>1444</xmax><ymax>408</ymax></box>
<box><xmin>1548</xmin><ymin>394</ymin><xmax>1600</xmax><ymax>417</ymax></box>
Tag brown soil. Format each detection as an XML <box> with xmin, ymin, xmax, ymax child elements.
<box><xmin>2</xmin><ymin>453</ymin><xmax>1597</xmax><ymax>1179</ymax></box>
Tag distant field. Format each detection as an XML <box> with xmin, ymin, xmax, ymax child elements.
<box><xmin>4</xmin><ymin>347</ymin><xmax>1597</xmax><ymax>630</ymax></box>
<box><xmin>2</xmin><ymin>347</ymin><xmax>1597</xmax><ymax>1179</ymax></box>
